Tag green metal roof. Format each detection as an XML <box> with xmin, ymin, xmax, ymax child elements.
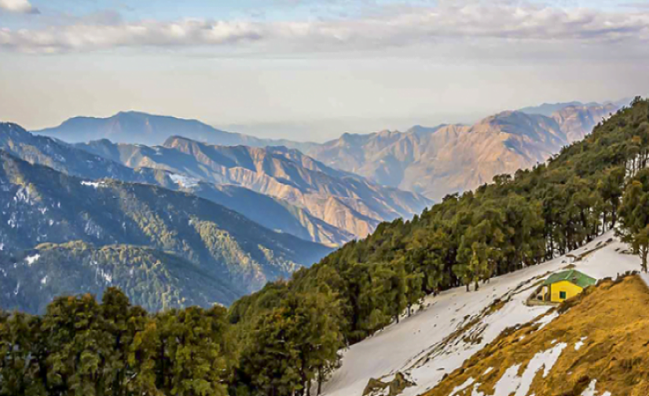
<box><xmin>544</xmin><ymin>269</ymin><xmax>597</xmax><ymax>289</ymax></box>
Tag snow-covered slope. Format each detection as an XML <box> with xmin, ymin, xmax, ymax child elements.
<box><xmin>321</xmin><ymin>231</ymin><xmax>641</xmax><ymax>396</ymax></box>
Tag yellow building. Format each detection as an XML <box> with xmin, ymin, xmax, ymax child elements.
<box><xmin>542</xmin><ymin>269</ymin><xmax>596</xmax><ymax>303</ymax></box>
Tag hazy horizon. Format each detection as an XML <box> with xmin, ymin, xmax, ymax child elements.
<box><xmin>15</xmin><ymin>96</ymin><xmax>631</xmax><ymax>144</ymax></box>
<box><xmin>2</xmin><ymin>0</ymin><xmax>649</xmax><ymax>141</ymax></box>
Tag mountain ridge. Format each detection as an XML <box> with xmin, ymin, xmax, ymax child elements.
<box><xmin>306</xmin><ymin>103</ymin><xmax>621</xmax><ymax>200</ymax></box>
<box><xmin>30</xmin><ymin>100</ymin><xmax>625</xmax><ymax>202</ymax></box>
<box><xmin>34</xmin><ymin>111</ymin><xmax>318</xmax><ymax>152</ymax></box>
<box><xmin>0</xmin><ymin>147</ymin><xmax>332</xmax><ymax>300</ymax></box>
<box><xmin>75</xmin><ymin>135</ymin><xmax>431</xmax><ymax>239</ymax></box>
<box><xmin>0</xmin><ymin>123</ymin><xmax>355</xmax><ymax>246</ymax></box>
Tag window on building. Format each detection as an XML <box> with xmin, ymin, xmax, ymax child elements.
<box><xmin>559</xmin><ymin>291</ymin><xmax>567</xmax><ymax>300</ymax></box>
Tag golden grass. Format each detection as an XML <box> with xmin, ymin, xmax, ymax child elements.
<box><xmin>422</xmin><ymin>275</ymin><xmax>649</xmax><ymax>396</ymax></box>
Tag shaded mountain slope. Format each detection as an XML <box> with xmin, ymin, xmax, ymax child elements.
<box><xmin>0</xmin><ymin>123</ymin><xmax>352</xmax><ymax>246</ymax></box>
<box><xmin>76</xmin><ymin>136</ymin><xmax>432</xmax><ymax>238</ymax></box>
<box><xmin>0</xmin><ymin>241</ymin><xmax>241</xmax><ymax>314</ymax></box>
<box><xmin>0</xmin><ymin>150</ymin><xmax>332</xmax><ymax>297</ymax></box>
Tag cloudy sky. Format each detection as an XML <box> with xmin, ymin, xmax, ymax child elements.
<box><xmin>1</xmin><ymin>0</ymin><xmax>648</xmax><ymax>141</ymax></box>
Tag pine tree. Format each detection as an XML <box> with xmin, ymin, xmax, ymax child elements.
<box><xmin>619</xmin><ymin>169</ymin><xmax>649</xmax><ymax>272</ymax></box>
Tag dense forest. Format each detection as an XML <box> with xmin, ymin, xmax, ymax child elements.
<box><xmin>1</xmin><ymin>98</ymin><xmax>649</xmax><ymax>396</ymax></box>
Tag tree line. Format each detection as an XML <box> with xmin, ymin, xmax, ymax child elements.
<box><xmin>2</xmin><ymin>98</ymin><xmax>649</xmax><ymax>396</ymax></box>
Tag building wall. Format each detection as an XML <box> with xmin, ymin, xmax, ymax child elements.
<box><xmin>550</xmin><ymin>281</ymin><xmax>583</xmax><ymax>302</ymax></box>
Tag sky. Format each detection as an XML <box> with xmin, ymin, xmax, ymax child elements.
<box><xmin>1</xmin><ymin>0</ymin><xmax>649</xmax><ymax>142</ymax></box>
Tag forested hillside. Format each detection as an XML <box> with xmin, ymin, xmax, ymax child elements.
<box><xmin>226</xmin><ymin>98</ymin><xmax>649</xmax><ymax>393</ymax></box>
<box><xmin>1</xmin><ymin>98</ymin><xmax>648</xmax><ymax>396</ymax></box>
<box><xmin>0</xmin><ymin>241</ymin><xmax>242</xmax><ymax>313</ymax></box>
<box><xmin>0</xmin><ymin>150</ymin><xmax>332</xmax><ymax>308</ymax></box>
<box><xmin>229</xmin><ymin>98</ymin><xmax>647</xmax><ymax>339</ymax></box>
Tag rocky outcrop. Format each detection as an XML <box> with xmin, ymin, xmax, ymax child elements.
<box><xmin>363</xmin><ymin>373</ymin><xmax>415</xmax><ymax>396</ymax></box>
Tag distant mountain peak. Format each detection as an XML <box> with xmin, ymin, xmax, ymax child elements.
<box><xmin>33</xmin><ymin>111</ymin><xmax>318</xmax><ymax>152</ymax></box>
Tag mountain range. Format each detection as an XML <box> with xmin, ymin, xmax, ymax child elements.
<box><xmin>74</xmin><ymin>136</ymin><xmax>430</xmax><ymax>239</ymax></box>
<box><xmin>305</xmin><ymin>102</ymin><xmax>621</xmax><ymax>200</ymax></box>
<box><xmin>0</xmin><ymin>98</ymin><xmax>627</xmax><ymax>313</ymax></box>
<box><xmin>1</xmin><ymin>123</ymin><xmax>387</xmax><ymax>246</ymax></box>
<box><xmin>0</xmin><ymin>133</ymin><xmax>333</xmax><ymax>311</ymax></box>
<box><xmin>35</xmin><ymin>111</ymin><xmax>318</xmax><ymax>152</ymax></box>
<box><xmin>35</xmin><ymin>100</ymin><xmax>624</xmax><ymax>202</ymax></box>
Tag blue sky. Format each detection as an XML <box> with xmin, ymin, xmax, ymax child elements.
<box><xmin>1</xmin><ymin>0</ymin><xmax>648</xmax><ymax>140</ymax></box>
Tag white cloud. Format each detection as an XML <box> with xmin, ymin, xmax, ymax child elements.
<box><xmin>0</xmin><ymin>0</ymin><xmax>39</xmax><ymax>14</ymax></box>
<box><xmin>0</xmin><ymin>2</ymin><xmax>648</xmax><ymax>53</ymax></box>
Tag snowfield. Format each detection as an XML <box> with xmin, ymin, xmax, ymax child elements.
<box><xmin>321</xmin><ymin>231</ymin><xmax>641</xmax><ymax>396</ymax></box>
<box><xmin>169</xmin><ymin>174</ymin><xmax>200</xmax><ymax>188</ymax></box>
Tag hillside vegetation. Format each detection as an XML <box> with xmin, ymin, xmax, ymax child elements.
<box><xmin>230</xmin><ymin>98</ymin><xmax>648</xmax><ymax>343</ymax></box>
<box><xmin>0</xmin><ymin>241</ymin><xmax>241</xmax><ymax>313</ymax></box>
<box><xmin>0</xmin><ymin>150</ymin><xmax>331</xmax><ymax>308</ymax></box>
<box><xmin>425</xmin><ymin>275</ymin><xmax>649</xmax><ymax>396</ymax></box>
<box><xmin>1</xmin><ymin>99</ymin><xmax>649</xmax><ymax>396</ymax></box>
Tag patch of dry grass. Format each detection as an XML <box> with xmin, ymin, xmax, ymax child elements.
<box><xmin>422</xmin><ymin>275</ymin><xmax>649</xmax><ymax>396</ymax></box>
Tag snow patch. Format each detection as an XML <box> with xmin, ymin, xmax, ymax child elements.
<box><xmin>492</xmin><ymin>364</ymin><xmax>521</xmax><ymax>396</ymax></box>
<box><xmin>81</xmin><ymin>181</ymin><xmax>106</xmax><ymax>188</ymax></box>
<box><xmin>25</xmin><ymin>254</ymin><xmax>40</xmax><ymax>266</ymax></box>
<box><xmin>535</xmin><ymin>311</ymin><xmax>559</xmax><ymax>330</ymax></box>
<box><xmin>169</xmin><ymin>174</ymin><xmax>200</xmax><ymax>188</ymax></box>
<box><xmin>581</xmin><ymin>379</ymin><xmax>612</xmax><ymax>396</ymax></box>
<box><xmin>450</xmin><ymin>377</ymin><xmax>475</xmax><ymax>396</ymax></box>
<box><xmin>14</xmin><ymin>186</ymin><xmax>34</xmax><ymax>205</ymax></box>
<box><xmin>575</xmin><ymin>337</ymin><xmax>587</xmax><ymax>351</ymax></box>
<box><xmin>95</xmin><ymin>267</ymin><xmax>113</xmax><ymax>285</ymax></box>
<box><xmin>483</xmin><ymin>367</ymin><xmax>493</xmax><ymax>376</ymax></box>
<box><xmin>470</xmin><ymin>384</ymin><xmax>484</xmax><ymax>396</ymax></box>
<box><xmin>492</xmin><ymin>343</ymin><xmax>567</xmax><ymax>396</ymax></box>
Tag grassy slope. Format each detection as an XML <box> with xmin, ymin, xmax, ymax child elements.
<box><xmin>425</xmin><ymin>275</ymin><xmax>649</xmax><ymax>396</ymax></box>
